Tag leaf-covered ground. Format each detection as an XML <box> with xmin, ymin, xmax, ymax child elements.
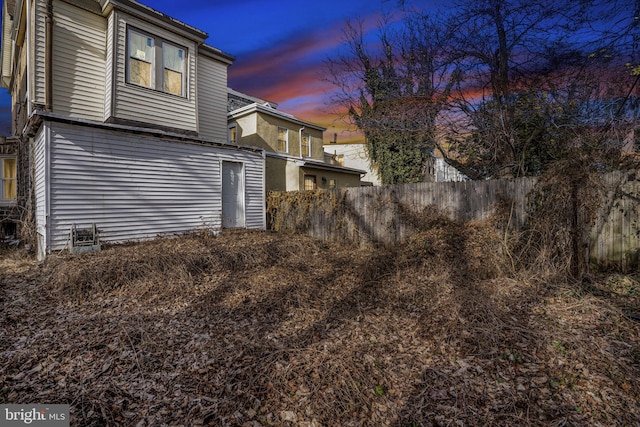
<box><xmin>1</xmin><ymin>228</ymin><xmax>639</xmax><ymax>426</ymax></box>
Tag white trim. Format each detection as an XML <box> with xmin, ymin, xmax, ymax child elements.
<box><xmin>277</xmin><ymin>126</ymin><xmax>288</xmax><ymax>153</ymax></box>
<box><xmin>44</xmin><ymin>123</ymin><xmax>51</xmax><ymax>254</ymax></box>
<box><xmin>126</xmin><ymin>26</ymin><xmax>188</xmax><ymax>98</ymax></box>
<box><xmin>0</xmin><ymin>155</ymin><xmax>17</xmax><ymax>204</ymax></box>
<box><xmin>228</xmin><ymin>102</ymin><xmax>326</xmax><ymax>132</ymax></box>
<box><xmin>265</xmin><ymin>151</ymin><xmax>366</xmax><ymax>175</ymax></box>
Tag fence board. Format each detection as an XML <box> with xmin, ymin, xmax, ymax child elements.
<box><xmin>268</xmin><ymin>171</ymin><xmax>640</xmax><ymax>271</ymax></box>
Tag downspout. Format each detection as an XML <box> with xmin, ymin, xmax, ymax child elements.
<box><xmin>25</xmin><ymin>0</ymin><xmax>31</xmax><ymax>116</ymax></box>
<box><xmin>45</xmin><ymin>0</ymin><xmax>53</xmax><ymax>111</ymax></box>
<box><xmin>298</xmin><ymin>126</ymin><xmax>304</xmax><ymax>159</ymax></box>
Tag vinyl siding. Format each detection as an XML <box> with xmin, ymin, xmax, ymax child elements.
<box><xmin>112</xmin><ymin>13</ymin><xmax>197</xmax><ymax>131</ymax></box>
<box><xmin>45</xmin><ymin>121</ymin><xmax>264</xmax><ymax>251</ymax></box>
<box><xmin>52</xmin><ymin>0</ymin><xmax>106</xmax><ymax>121</ymax></box>
<box><xmin>197</xmin><ymin>54</ymin><xmax>228</xmax><ymax>141</ymax></box>
<box><xmin>104</xmin><ymin>11</ymin><xmax>115</xmax><ymax>121</ymax></box>
<box><xmin>33</xmin><ymin>0</ymin><xmax>47</xmax><ymax>105</ymax></box>
<box><xmin>34</xmin><ymin>125</ymin><xmax>47</xmax><ymax>238</ymax></box>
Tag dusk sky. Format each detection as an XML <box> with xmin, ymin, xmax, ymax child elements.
<box><xmin>148</xmin><ymin>0</ymin><xmax>443</xmax><ymax>143</ymax></box>
<box><xmin>0</xmin><ymin>0</ymin><xmax>442</xmax><ymax>142</ymax></box>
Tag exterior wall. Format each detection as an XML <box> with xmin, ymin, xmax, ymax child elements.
<box><xmin>1</xmin><ymin>3</ymin><xmax>12</xmax><ymax>83</ymax></box>
<box><xmin>52</xmin><ymin>0</ymin><xmax>106</xmax><ymax>121</ymax></box>
<box><xmin>11</xmin><ymin>42</ymin><xmax>28</xmax><ymax>135</ymax></box>
<box><xmin>111</xmin><ymin>12</ymin><xmax>198</xmax><ymax>131</ymax></box>
<box><xmin>300</xmin><ymin>166</ymin><xmax>361</xmax><ymax>190</ymax></box>
<box><xmin>434</xmin><ymin>157</ymin><xmax>467</xmax><ymax>182</ymax></box>
<box><xmin>34</xmin><ymin>126</ymin><xmax>47</xmax><ymax>259</ymax></box>
<box><xmin>39</xmin><ymin>121</ymin><xmax>264</xmax><ymax>253</ymax></box>
<box><xmin>285</xmin><ymin>159</ymin><xmax>301</xmax><ymax>191</ymax></box>
<box><xmin>256</xmin><ymin>112</ymin><xmax>324</xmax><ymax>158</ymax></box>
<box><xmin>104</xmin><ymin>11</ymin><xmax>115</xmax><ymax>121</ymax></box>
<box><xmin>34</xmin><ymin>0</ymin><xmax>46</xmax><ymax>105</ymax></box>
<box><xmin>265</xmin><ymin>156</ymin><xmax>288</xmax><ymax>192</ymax></box>
<box><xmin>197</xmin><ymin>54</ymin><xmax>228</xmax><ymax>141</ymax></box>
<box><xmin>324</xmin><ymin>143</ymin><xmax>380</xmax><ymax>186</ymax></box>
<box><xmin>231</xmin><ymin>114</ymin><xmax>264</xmax><ymax>149</ymax></box>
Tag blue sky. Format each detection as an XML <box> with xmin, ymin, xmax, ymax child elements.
<box><xmin>145</xmin><ymin>0</ymin><xmax>441</xmax><ymax>142</ymax></box>
<box><xmin>0</xmin><ymin>0</ymin><xmax>442</xmax><ymax>140</ymax></box>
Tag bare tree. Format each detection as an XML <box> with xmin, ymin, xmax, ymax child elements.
<box><xmin>441</xmin><ymin>0</ymin><xmax>640</xmax><ymax>178</ymax></box>
<box><xmin>326</xmin><ymin>0</ymin><xmax>640</xmax><ymax>181</ymax></box>
<box><xmin>325</xmin><ymin>12</ymin><xmax>458</xmax><ymax>184</ymax></box>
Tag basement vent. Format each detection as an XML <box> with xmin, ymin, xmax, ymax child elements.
<box><xmin>69</xmin><ymin>223</ymin><xmax>101</xmax><ymax>255</ymax></box>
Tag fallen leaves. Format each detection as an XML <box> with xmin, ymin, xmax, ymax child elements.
<box><xmin>0</xmin><ymin>230</ymin><xmax>639</xmax><ymax>426</ymax></box>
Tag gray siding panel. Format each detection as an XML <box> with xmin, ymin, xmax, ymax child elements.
<box><xmin>47</xmin><ymin>122</ymin><xmax>264</xmax><ymax>251</ymax></box>
<box><xmin>104</xmin><ymin>12</ymin><xmax>115</xmax><ymax>121</ymax></box>
<box><xmin>197</xmin><ymin>55</ymin><xmax>228</xmax><ymax>141</ymax></box>
<box><xmin>112</xmin><ymin>13</ymin><xmax>197</xmax><ymax>131</ymax></box>
<box><xmin>34</xmin><ymin>127</ymin><xmax>47</xmax><ymax>234</ymax></box>
<box><xmin>52</xmin><ymin>0</ymin><xmax>106</xmax><ymax>121</ymax></box>
<box><xmin>33</xmin><ymin>0</ymin><xmax>47</xmax><ymax>104</ymax></box>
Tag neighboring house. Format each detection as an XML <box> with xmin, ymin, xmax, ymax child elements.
<box><xmin>1</xmin><ymin>0</ymin><xmax>266</xmax><ymax>259</ymax></box>
<box><xmin>425</xmin><ymin>155</ymin><xmax>468</xmax><ymax>182</ymax></box>
<box><xmin>323</xmin><ymin>140</ymin><xmax>467</xmax><ymax>185</ymax></box>
<box><xmin>323</xmin><ymin>141</ymin><xmax>381</xmax><ymax>186</ymax></box>
<box><xmin>0</xmin><ymin>136</ymin><xmax>18</xmax><ymax>238</ymax></box>
<box><xmin>228</xmin><ymin>89</ymin><xmax>364</xmax><ymax>192</ymax></box>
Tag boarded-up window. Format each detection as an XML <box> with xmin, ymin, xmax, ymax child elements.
<box><xmin>163</xmin><ymin>43</ymin><xmax>185</xmax><ymax>96</ymax></box>
<box><xmin>128</xmin><ymin>30</ymin><xmax>154</xmax><ymax>89</ymax></box>
<box><xmin>2</xmin><ymin>158</ymin><xmax>16</xmax><ymax>201</ymax></box>
<box><xmin>127</xmin><ymin>27</ymin><xmax>187</xmax><ymax>97</ymax></box>
<box><xmin>277</xmin><ymin>127</ymin><xmax>288</xmax><ymax>152</ymax></box>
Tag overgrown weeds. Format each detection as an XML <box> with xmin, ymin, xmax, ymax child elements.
<box><xmin>1</xmin><ymin>202</ymin><xmax>639</xmax><ymax>425</ymax></box>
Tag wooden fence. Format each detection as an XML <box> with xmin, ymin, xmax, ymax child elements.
<box><xmin>267</xmin><ymin>170</ymin><xmax>640</xmax><ymax>271</ymax></box>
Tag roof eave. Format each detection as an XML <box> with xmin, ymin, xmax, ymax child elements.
<box><xmin>100</xmin><ymin>0</ymin><xmax>208</xmax><ymax>42</ymax></box>
<box><xmin>228</xmin><ymin>103</ymin><xmax>327</xmax><ymax>132</ymax></box>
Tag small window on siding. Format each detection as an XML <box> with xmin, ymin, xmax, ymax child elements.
<box><xmin>228</xmin><ymin>124</ymin><xmax>238</xmax><ymax>144</ymax></box>
<box><xmin>127</xmin><ymin>27</ymin><xmax>188</xmax><ymax>97</ymax></box>
<box><xmin>277</xmin><ymin>127</ymin><xmax>288</xmax><ymax>152</ymax></box>
<box><xmin>128</xmin><ymin>30</ymin><xmax>155</xmax><ymax>89</ymax></box>
<box><xmin>163</xmin><ymin>43</ymin><xmax>185</xmax><ymax>96</ymax></box>
<box><xmin>329</xmin><ymin>178</ymin><xmax>337</xmax><ymax>189</ymax></box>
<box><xmin>1</xmin><ymin>157</ymin><xmax>17</xmax><ymax>202</ymax></box>
<box><xmin>304</xmin><ymin>175</ymin><xmax>316</xmax><ymax>191</ymax></box>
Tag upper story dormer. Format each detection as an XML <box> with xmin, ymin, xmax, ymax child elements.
<box><xmin>0</xmin><ymin>0</ymin><xmax>233</xmax><ymax>140</ymax></box>
<box><xmin>227</xmin><ymin>90</ymin><xmax>326</xmax><ymax>161</ymax></box>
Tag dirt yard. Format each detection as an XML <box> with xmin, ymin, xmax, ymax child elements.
<box><xmin>1</xmin><ymin>226</ymin><xmax>639</xmax><ymax>426</ymax></box>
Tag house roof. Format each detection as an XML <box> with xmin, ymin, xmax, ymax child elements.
<box><xmin>266</xmin><ymin>152</ymin><xmax>366</xmax><ymax>175</ymax></box>
<box><xmin>29</xmin><ymin>111</ymin><xmax>265</xmax><ymax>155</ymax></box>
<box><xmin>228</xmin><ymin>88</ymin><xmax>278</xmax><ymax>112</ymax></box>
<box><xmin>228</xmin><ymin>102</ymin><xmax>326</xmax><ymax>132</ymax></box>
<box><xmin>200</xmin><ymin>44</ymin><xmax>235</xmax><ymax>65</ymax></box>
<box><xmin>100</xmin><ymin>0</ymin><xmax>208</xmax><ymax>41</ymax></box>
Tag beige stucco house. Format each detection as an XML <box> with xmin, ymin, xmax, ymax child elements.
<box><xmin>228</xmin><ymin>89</ymin><xmax>364</xmax><ymax>192</ymax></box>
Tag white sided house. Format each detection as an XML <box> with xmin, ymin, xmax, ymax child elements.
<box><xmin>1</xmin><ymin>0</ymin><xmax>266</xmax><ymax>259</ymax></box>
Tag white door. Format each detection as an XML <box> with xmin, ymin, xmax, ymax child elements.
<box><xmin>222</xmin><ymin>161</ymin><xmax>245</xmax><ymax>228</ymax></box>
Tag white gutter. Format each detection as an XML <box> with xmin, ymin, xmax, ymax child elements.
<box><xmin>298</xmin><ymin>126</ymin><xmax>304</xmax><ymax>159</ymax></box>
